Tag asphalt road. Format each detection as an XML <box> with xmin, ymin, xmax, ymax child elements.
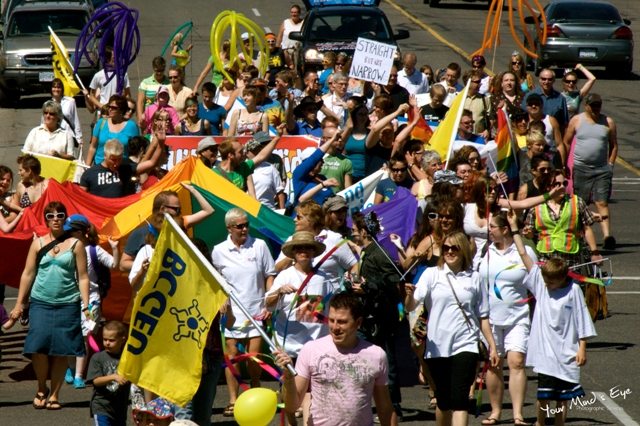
<box><xmin>1</xmin><ymin>1</ymin><xmax>640</xmax><ymax>425</ymax></box>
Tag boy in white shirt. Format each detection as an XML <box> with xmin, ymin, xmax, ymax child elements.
<box><xmin>509</xmin><ymin>211</ymin><xmax>596</xmax><ymax>426</ymax></box>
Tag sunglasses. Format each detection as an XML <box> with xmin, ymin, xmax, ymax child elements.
<box><xmin>230</xmin><ymin>222</ymin><xmax>249</xmax><ymax>230</ymax></box>
<box><xmin>537</xmin><ymin>167</ymin><xmax>552</xmax><ymax>173</ymax></box>
<box><xmin>168</xmin><ymin>76</ymin><xmax>180</xmax><ymax>80</ymax></box>
<box><xmin>442</xmin><ymin>244</ymin><xmax>460</xmax><ymax>253</ymax></box>
<box><xmin>108</xmin><ymin>105</ymin><xmax>120</xmax><ymax>110</ymax></box>
<box><xmin>163</xmin><ymin>205</ymin><xmax>181</xmax><ymax>214</ymax></box>
<box><xmin>512</xmin><ymin>61</ymin><xmax>523</xmax><ymax>65</ymax></box>
<box><xmin>427</xmin><ymin>212</ymin><xmax>439</xmax><ymax>220</ymax></box>
<box><xmin>540</xmin><ymin>77</ymin><xmax>554</xmax><ymax>82</ymax></box>
<box><xmin>294</xmin><ymin>245</ymin><xmax>316</xmax><ymax>252</ymax></box>
<box><xmin>390</xmin><ymin>167</ymin><xmax>407</xmax><ymax>173</ymax></box>
<box><xmin>46</xmin><ymin>212</ymin><xmax>66</xmax><ymax>220</ymax></box>
<box><xmin>468</xmin><ymin>156</ymin><xmax>480</xmax><ymax>163</ymax></box>
<box><xmin>564</xmin><ymin>79</ymin><xmax>577</xmax><ymax>84</ymax></box>
<box><xmin>43</xmin><ymin>111</ymin><xmax>57</xmax><ymax>117</ymax></box>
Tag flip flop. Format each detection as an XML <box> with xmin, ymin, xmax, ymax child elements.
<box><xmin>481</xmin><ymin>417</ymin><xmax>501</xmax><ymax>425</ymax></box>
<box><xmin>32</xmin><ymin>389</ymin><xmax>49</xmax><ymax>409</ymax></box>
<box><xmin>46</xmin><ymin>400</ymin><xmax>62</xmax><ymax>410</ymax></box>
<box><xmin>222</xmin><ymin>403</ymin><xmax>234</xmax><ymax>417</ymax></box>
<box><xmin>513</xmin><ymin>419</ymin><xmax>531</xmax><ymax>426</ymax></box>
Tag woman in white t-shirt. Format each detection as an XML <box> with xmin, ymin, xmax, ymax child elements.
<box><xmin>406</xmin><ymin>231</ymin><xmax>499</xmax><ymax>426</ymax></box>
<box><xmin>478</xmin><ymin>212</ymin><xmax>537</xmax><ymax>426</ymax></box>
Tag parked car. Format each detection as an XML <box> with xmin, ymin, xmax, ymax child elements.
<box><xmin>0</xmin><ymin>0</ymin><xmax>99</xmax><ymax>104</ymax></box>
<box><xmin>289</xmin><ymin>0</ymin><xmax>410</xmax><ymax>76</ymax></box>
<box><xmin>524</xmin><ymin>0</ymin><xmax>633</xmax><ymax>76</ymax></box>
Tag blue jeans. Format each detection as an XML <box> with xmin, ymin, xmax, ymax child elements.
<box><xmin>93</xmin><ymin>414</ymin><xmax>126</xmax><ymax>426</ymax></box>
<box><xmin>174</xmin><ymin>352</ymin><xmax>224</xmax><ymax>426</ymax></box>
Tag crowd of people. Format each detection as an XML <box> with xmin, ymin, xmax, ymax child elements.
<box><xmin>0</xmin><ymin>3</ymin><xmax>618</xmax><ymax>426</ymax></box>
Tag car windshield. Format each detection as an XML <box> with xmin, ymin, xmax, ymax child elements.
<box><xmin>550</xmin><ymin>3</ymin><xmax>621</xmax><ymax>22</ymax></box>
<box><xmin>7</xmin><ymin>10</ymin><xmax>87</xmax><ymax>37</ymax></box>
<box><xmin>308</xmin><ymin>11</ymin><xmax>392</xmax><ymax>41</ymax></box>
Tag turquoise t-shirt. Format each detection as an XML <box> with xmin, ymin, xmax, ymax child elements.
<box><xmin>92</xmin><ymin>118</ymin><xmax>140</xmax><ymax>165</ymax></box>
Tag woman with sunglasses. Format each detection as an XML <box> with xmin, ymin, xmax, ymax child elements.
<box><xmin>478</xmin><ymin>212</ymin><xmax>537</xmax><ymax>426</ymax></box>
<box><xmin>406</xmin><ymin>231</ymin><xmax>500</xmax><ymax>426</ymax></box>
<box><xmin>10</xmin><ymin>201</ymin><xmax>90</xmax><ymax>410</ymax></box>
<box><xmin>85</xmin><ymin>94</ymin><xmax>140</xmax><ymax>166</ymax></box>
<box><xmin>373</xmin><ymin>155</ymin><xmax>414</xmax><ymax>205</ymax></box>
<box><xmin>523</xmin><ymin>171</ymin><xmax>603</xmax><ymax>268</ymax></box>
<box><xmin>508</xmin><ymin>51</ymin><xmax>535</xmax><ymax>94</ymax></box>
<box><xmin>23</xmin><ymin>100</ymin><xmax>75</xmax><ymax>160</ymax></box>
<box><xmin>561</xmin><ymin>64</ymin><xmax>596</xmax><ymax>119</ymax></box>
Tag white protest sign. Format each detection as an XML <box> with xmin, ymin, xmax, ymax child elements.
<box><xmin>349</xmin><ymin>38</ymin><xmax>397</xmax><ymax>85</ymax></box>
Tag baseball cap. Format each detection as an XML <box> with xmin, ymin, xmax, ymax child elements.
<box><xmin>64</xmin><ymin>214</ymin><xmax>90</xmax><ymax>232</ymax></box>
<box><xmin>245</xmin><ymin>131</ymin><xmax>272</xmax><ymax>152</ymax></box>
<box><xmin>323</xmin><ymin>196</ymin><xmax>348</xmax><ymax>212</ymax></box>
<box><xmin>157</xmin><ymin>85</ymin><xmax>169</xmax><ymax>96</ymax></box>
<box><xmin>197</xmin><ymin>137</ymin><xmax>218</xmax><ymax>153</ymax></box>
<box><xmin>585</xmin><ymin>93</ymin><xmax>602</xmax><ymax>105</ymax></box>
<box><xmin>241</xmin><ymin>32</ymin><xmax>250</xmax><ymax>41</ymax></box>
<box><xmin>526</xmin><ymin>93</ymin><xmax>543</xmax><ymax>106</ymax></box>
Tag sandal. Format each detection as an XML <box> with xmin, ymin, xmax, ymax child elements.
<box><xmin>223</xmin><ymin>403</ymin><xmax>235</xmax><ymax>417</ymax></box>
<box><xmin>513</xmin><ymin>419</ymin><xmax>531</xmax><ymax>426</ymax></box>
<box><xmin>32</xmin><ymin>389</ymin><xmax>49</xmax><ymax>409</ymax></box>
<box><xmin>481</xmin><ymin>417</ymin><xmax>501</xmax><ymax>425</ymax></box>
<box><xmin>46</xmin><ymin>400</ymin><xmax>62</xmax><ymax>410</ymax></box>
<box><xmin>429</xmin><ymin>397</ymin><xmax>437</xmax><ymax>409</ymax></box>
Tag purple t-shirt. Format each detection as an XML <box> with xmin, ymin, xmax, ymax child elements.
<box><xmin>296</xmin><ymin>335</ymin><xmax>388</xmax><ymax>425</ymax></box>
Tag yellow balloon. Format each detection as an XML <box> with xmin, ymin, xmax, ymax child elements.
<box><xmin>233</xmin><ymin>387</ymin><xmax>278</xmax><ymax>426</ymax></box>
<box><xmin>175</xmin><ymin>50</ymin><xmax>189</xmax><ymax>67</ymax></box>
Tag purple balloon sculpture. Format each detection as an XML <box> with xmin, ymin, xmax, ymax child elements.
<box><xmin>74</xmin><ymin>2</ymin><xmax>140</xmax><ymax>95</ymax></box>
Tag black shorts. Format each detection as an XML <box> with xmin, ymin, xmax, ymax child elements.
<box><xmin>537</xmin><ymin>373</ymin><xmax>585</xmax><ymax>401</ymax></box>
<box><xmin>426</xmin><ymin>352</ymin><xmax>478</xmax><ymax>411</ymax></box>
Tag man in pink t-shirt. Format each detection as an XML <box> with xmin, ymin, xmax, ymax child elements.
<box><xmin>275</xmin><ymin>293</ymin><xmax>396</xmax><ymax>426</ymax></box>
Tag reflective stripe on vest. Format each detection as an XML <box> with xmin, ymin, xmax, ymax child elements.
<box><xmin>535</xmin><ymin>195</ymin><xmax>579</xmax><ymax>254</ymax></box>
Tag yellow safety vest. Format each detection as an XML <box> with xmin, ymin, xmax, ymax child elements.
<box><xmin>534</xmin><ymin>195</ymin><xmax>580</xmax><ymax>254</ymax></box>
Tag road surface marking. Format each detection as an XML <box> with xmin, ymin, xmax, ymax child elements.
<box><xmin>264</xmin><ymin>26</ymin><xmax>272</xmax><ymax>33</ymax></box>
<box><xmin>252</xmin><ymin>8</ymin><xmax>261</xmax><ymax>17</ymax></box>
<box><xmin>592</xmin><ymin>392</ymin><xmax>639</xmax><ymax>426</ymax></box>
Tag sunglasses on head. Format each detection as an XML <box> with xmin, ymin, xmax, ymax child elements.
<box><xmin>46</xmin><ymin>212</ymin><xmax>66</xmax><ymax>220</ymax></box>
<box><xmin>442</xmin><ymin>244</ymin><xmax>460</xmax><ymax>253</ymax></box>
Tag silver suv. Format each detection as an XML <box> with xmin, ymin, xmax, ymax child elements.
<box><xmin>0</xmin><ymin>0</ymin><xmax>98</xmax><ymax>104</ymax></box>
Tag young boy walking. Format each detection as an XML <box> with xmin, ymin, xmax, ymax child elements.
<box><xmin>86</xmin><ymin>321</ymin><xmax>130</xmax><ymax>426</ymax></box>
<box><xmin>509</xmin><ymin>211</ymin><xmax>596</xmax><ymax>426</ymax></box>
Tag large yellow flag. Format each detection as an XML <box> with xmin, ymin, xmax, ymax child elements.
<box><xmin>29</xmin><ymin>152</ymin><xmax>77</xmax><ymax>183</ymax></box>
<box><xmin>49</xmin><ymin>27</ymin><xmax>80</xmax><ymax>97</ymax></box>
<box><xmin>118</xmin><ymin>215</ymin><xmax>228</xmax><ymax>405</ymax></box>
<box><xmin>427</xmin><ymin>81</ymin><xmax>471</xmax><ymax>161</ymax></box>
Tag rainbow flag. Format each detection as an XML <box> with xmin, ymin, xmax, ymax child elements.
<box><xmin>408</xmin><ymin>106</ymin><xmax>433</xmax><ymax>144</ymax></box>
<box><xmin>494</xmin><ymin>107</ymin><xmax>520</xmax><ymax>194</ymax></box>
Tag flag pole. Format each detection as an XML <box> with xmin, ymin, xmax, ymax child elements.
<box><xmin>163</xmin><ymin>213</ymin><xmax>297</xmax><ymax>377</ymax></box>
<box><xmin>48</xmin><ymin>26</ymin><xmax>87</xmax><ymax>92</ymax></box>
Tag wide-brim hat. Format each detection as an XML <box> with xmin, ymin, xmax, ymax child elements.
<box><xmin>282</xmin><ymin>231</ymin><xmax>326</xmax><ymax>258</ymax></box>
<box><xmin>294</xmin><ymin>96</ymin><xmax>324</xmax><ymax>118</ymax></box>
<box><xmin>196</xmin><ymin>136</ymin><xmax>218</xmax><ymax>153</ymax></box>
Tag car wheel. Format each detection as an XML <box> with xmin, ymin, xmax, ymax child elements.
<box><xmin>0</xmin><ymin>85</ymin><xmax>19</xmax><ymax>107</ymax></box>
<box><xmin>607</xmin><ymin>62</ymin><xmax>633</xmax><ymax>78</ymax></box>
<box><xmin>429</xmin><ymin>0</ymin><xmax>441</xmax><ymax>7</ymax></box>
